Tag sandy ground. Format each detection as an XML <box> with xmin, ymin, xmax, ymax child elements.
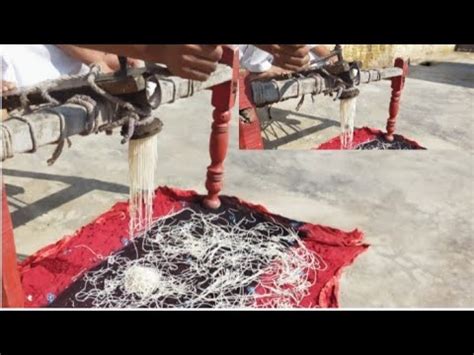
<box><xmin>2</xmin><ymin>52</ymin><xmax>473</xmax><ymax>308</ymax></box>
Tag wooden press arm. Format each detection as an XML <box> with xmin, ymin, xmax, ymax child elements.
<box><xmin>1</xmin><ymin>65</ymin><xmax>233</xmax><ymax>162</ymax></box>
<box><xmin>250</xmin><ymin>66</ymin><xmax>405</xmax><ymax>107</ymax></box>
<box><xmin>2</xmin><ymin>63</ymin><xmax>233</xmax><ymax>111</ymax></box>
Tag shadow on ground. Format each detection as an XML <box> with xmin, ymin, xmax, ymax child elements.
<box><xmin>408</xmin><ymin>61</ymin><xmax>474</xmax><ymax>88</ymax></box>
<box><xmin>3</xmin><ymin>168</ymin><xmax>128</xmax><ymax>228</ymax></box>
<box><xmin>259</xmin><ymin>107</ymin><xmax>339</xmax><ymax>149</ymax></box>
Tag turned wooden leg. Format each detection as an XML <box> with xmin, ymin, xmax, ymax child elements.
<box><xmin>203</xmin><ymin>46</ymin><xmax>239</xmax><ymax>209</ymax></box>
<box><xmin>203</xmin><ymin>106</ymin><xmax>231</xmax><ymax>209</ymax></box>
<box><xmin>385</xmin><ymin>58</ymin><xmax>409</xmax><ymax>142</ymax></box>
<box><xmin>2</xmin><ymin>183</ymin><xmax>24</xmax><ymax>307</ymax></box>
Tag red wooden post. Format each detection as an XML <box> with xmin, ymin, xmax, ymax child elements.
<box><xmin>239</xmin><ymin>71</ymin><xmax>264</xmax><ymax>150</ymax></box>
<box><xmin>385</xmin><ymin>58</ymin><xmax>409</xmax><ymax>142</ymax></box>
<box><xmin>2</xmin><ymin>183</ymin><xmax>25</xmax><ymax>307</ymax></box>
<box><xmin>203</xmin><ymin>46</ymin><xmax>239</xmax><ymax>209</ymax></box>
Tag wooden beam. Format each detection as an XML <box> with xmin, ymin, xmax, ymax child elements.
<box><xmin>1</xmin><ymin>64</ymin><xmax>232</xmax><ymax>111</ymax></box>
<box><xmin>2</xmin><ymin>103</ymin><xmax>113</xmax><ymax>160</ymax></box>
<box><xmin>250</xmin><ymin>67</ymin><xmax>404</xmax><ymax>107</ymax></box>
<box><xmin>1</xmin><ymin>65</ymin><xmax>233</xmax><ymax>161</ymax></box>
<box><xmin>1</xmin><ymin>68</ymin><xmax>148</xmax><ymax>111</ymax></box>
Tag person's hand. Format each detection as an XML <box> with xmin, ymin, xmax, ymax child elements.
<box><xmin>94</xmin><ymin>60</ymin><xmax>117</xmax><ymax>74</ymax></box>
<box><xmin>160</xmin><ymin>45</ymin><xmax>223</xmax><ymax>81</ymax></box>
<box><xmin>1</xmin><ymin>80</ymin><xmax>16</xmax><ymax>95</ymax></box>
<box><xmin>126</xmin><ymin>58</ymin><xmax>144</xmax><ymax>68</ymax></box>
<box><xmin>311</xmin><ymin>46</ymin><xmax>337</xmax><ymax>65</ymax></box>
<box><xmin>76</xmin><ymin>45</ymin><xmax>223</xmax><ymax>81</ymax></box>
<box><xmin>257</xmin><ymin>45</ymin><xmax>311</xmax><ymax>71</ymax></box>
<box><xmin>96</xmin><ymin>54</ymin><xmax>143</xmax><ymax>73</ymax></box>
<box><xmin>248</xmin><ymin>65</ymin><xmax>292</xmax><ymax>81</ymax></box>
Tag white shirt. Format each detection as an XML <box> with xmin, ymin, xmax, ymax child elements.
<box><xmin>1</xmin><ymin>45</ymin><xmax>89</xmax><ymax>88</ymax></box>
<box><xmin>237</xmin><ymin>45</ymin><xmax>319</xmax><ymax>73</ymax></box>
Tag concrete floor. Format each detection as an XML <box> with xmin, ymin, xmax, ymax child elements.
<box><xmin>258</xmin><ymin>52</ymin><xmax>474</xmax><ymax>150</ymax></box>
<box><xmin>2</xmin><ymin>53</ymin><xmax>473</xmax><ymax>307</ymax></box>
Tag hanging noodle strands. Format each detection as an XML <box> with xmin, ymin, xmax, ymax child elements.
<box><xmin>128</xmin><ymin>134</ymin><xmax>159</xmax><ymax>236</ymax></box>
<box><xmin>339</xmin><ymin>97</ymin><xmax>357</xmax><ymax>149</ymax></box>
<box><xmin>69</xmin><ymin>208</ymin><xmax>327</xmax><ymax>308</ymax></box>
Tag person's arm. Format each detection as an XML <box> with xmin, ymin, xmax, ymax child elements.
<box><xmin>76</xmin><ymin>45</ymin><xmax>150</xmax><ymax>60</ymax></box>
<box><xmin>76</xmin><ymin>45</ymin><xmax>223</xmax><ymax>81</ymax></box>
<box><xmin>1</xmin><ymin>80</ymin><xmax>16</xmax><ymax>94</ymax></box>
<box><xmin>57</xmin><ymin>45</ymin><xmax>108</xmax><ymax>65</ymax></box>
<box><xmin>57</xmin><ymin>45</ymin><xmax>142</xmax><ymax>73</ymax></box>
<box><xmin>254</xmin><ymin>45</ymin><xmax>311</xmax><ymax>71</ymax></box>
<box><xmin>0</xmin><ymin>81</ymin><xmax>14</xmax><ymax>119</ymax></box>
<box><xmin>247</xmin><ymin>65</ymin><xmax>291</xmax><ymax>81</ymax></box>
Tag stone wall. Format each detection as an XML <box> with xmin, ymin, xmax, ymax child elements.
<box><xmin>323</xmin><ymin>45</ymin><xmax>456</xmax><ymax>67</ymax></box>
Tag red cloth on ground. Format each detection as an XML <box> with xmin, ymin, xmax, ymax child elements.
<box><xmin>316</xmin><ymin>127</ymin><xmax>424</xmax><ymax>150</ymax></box>
<box><xmin>19</xmin><ymin>187</ymin><xmax>368</xmax><ymax>308</ymax></box>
